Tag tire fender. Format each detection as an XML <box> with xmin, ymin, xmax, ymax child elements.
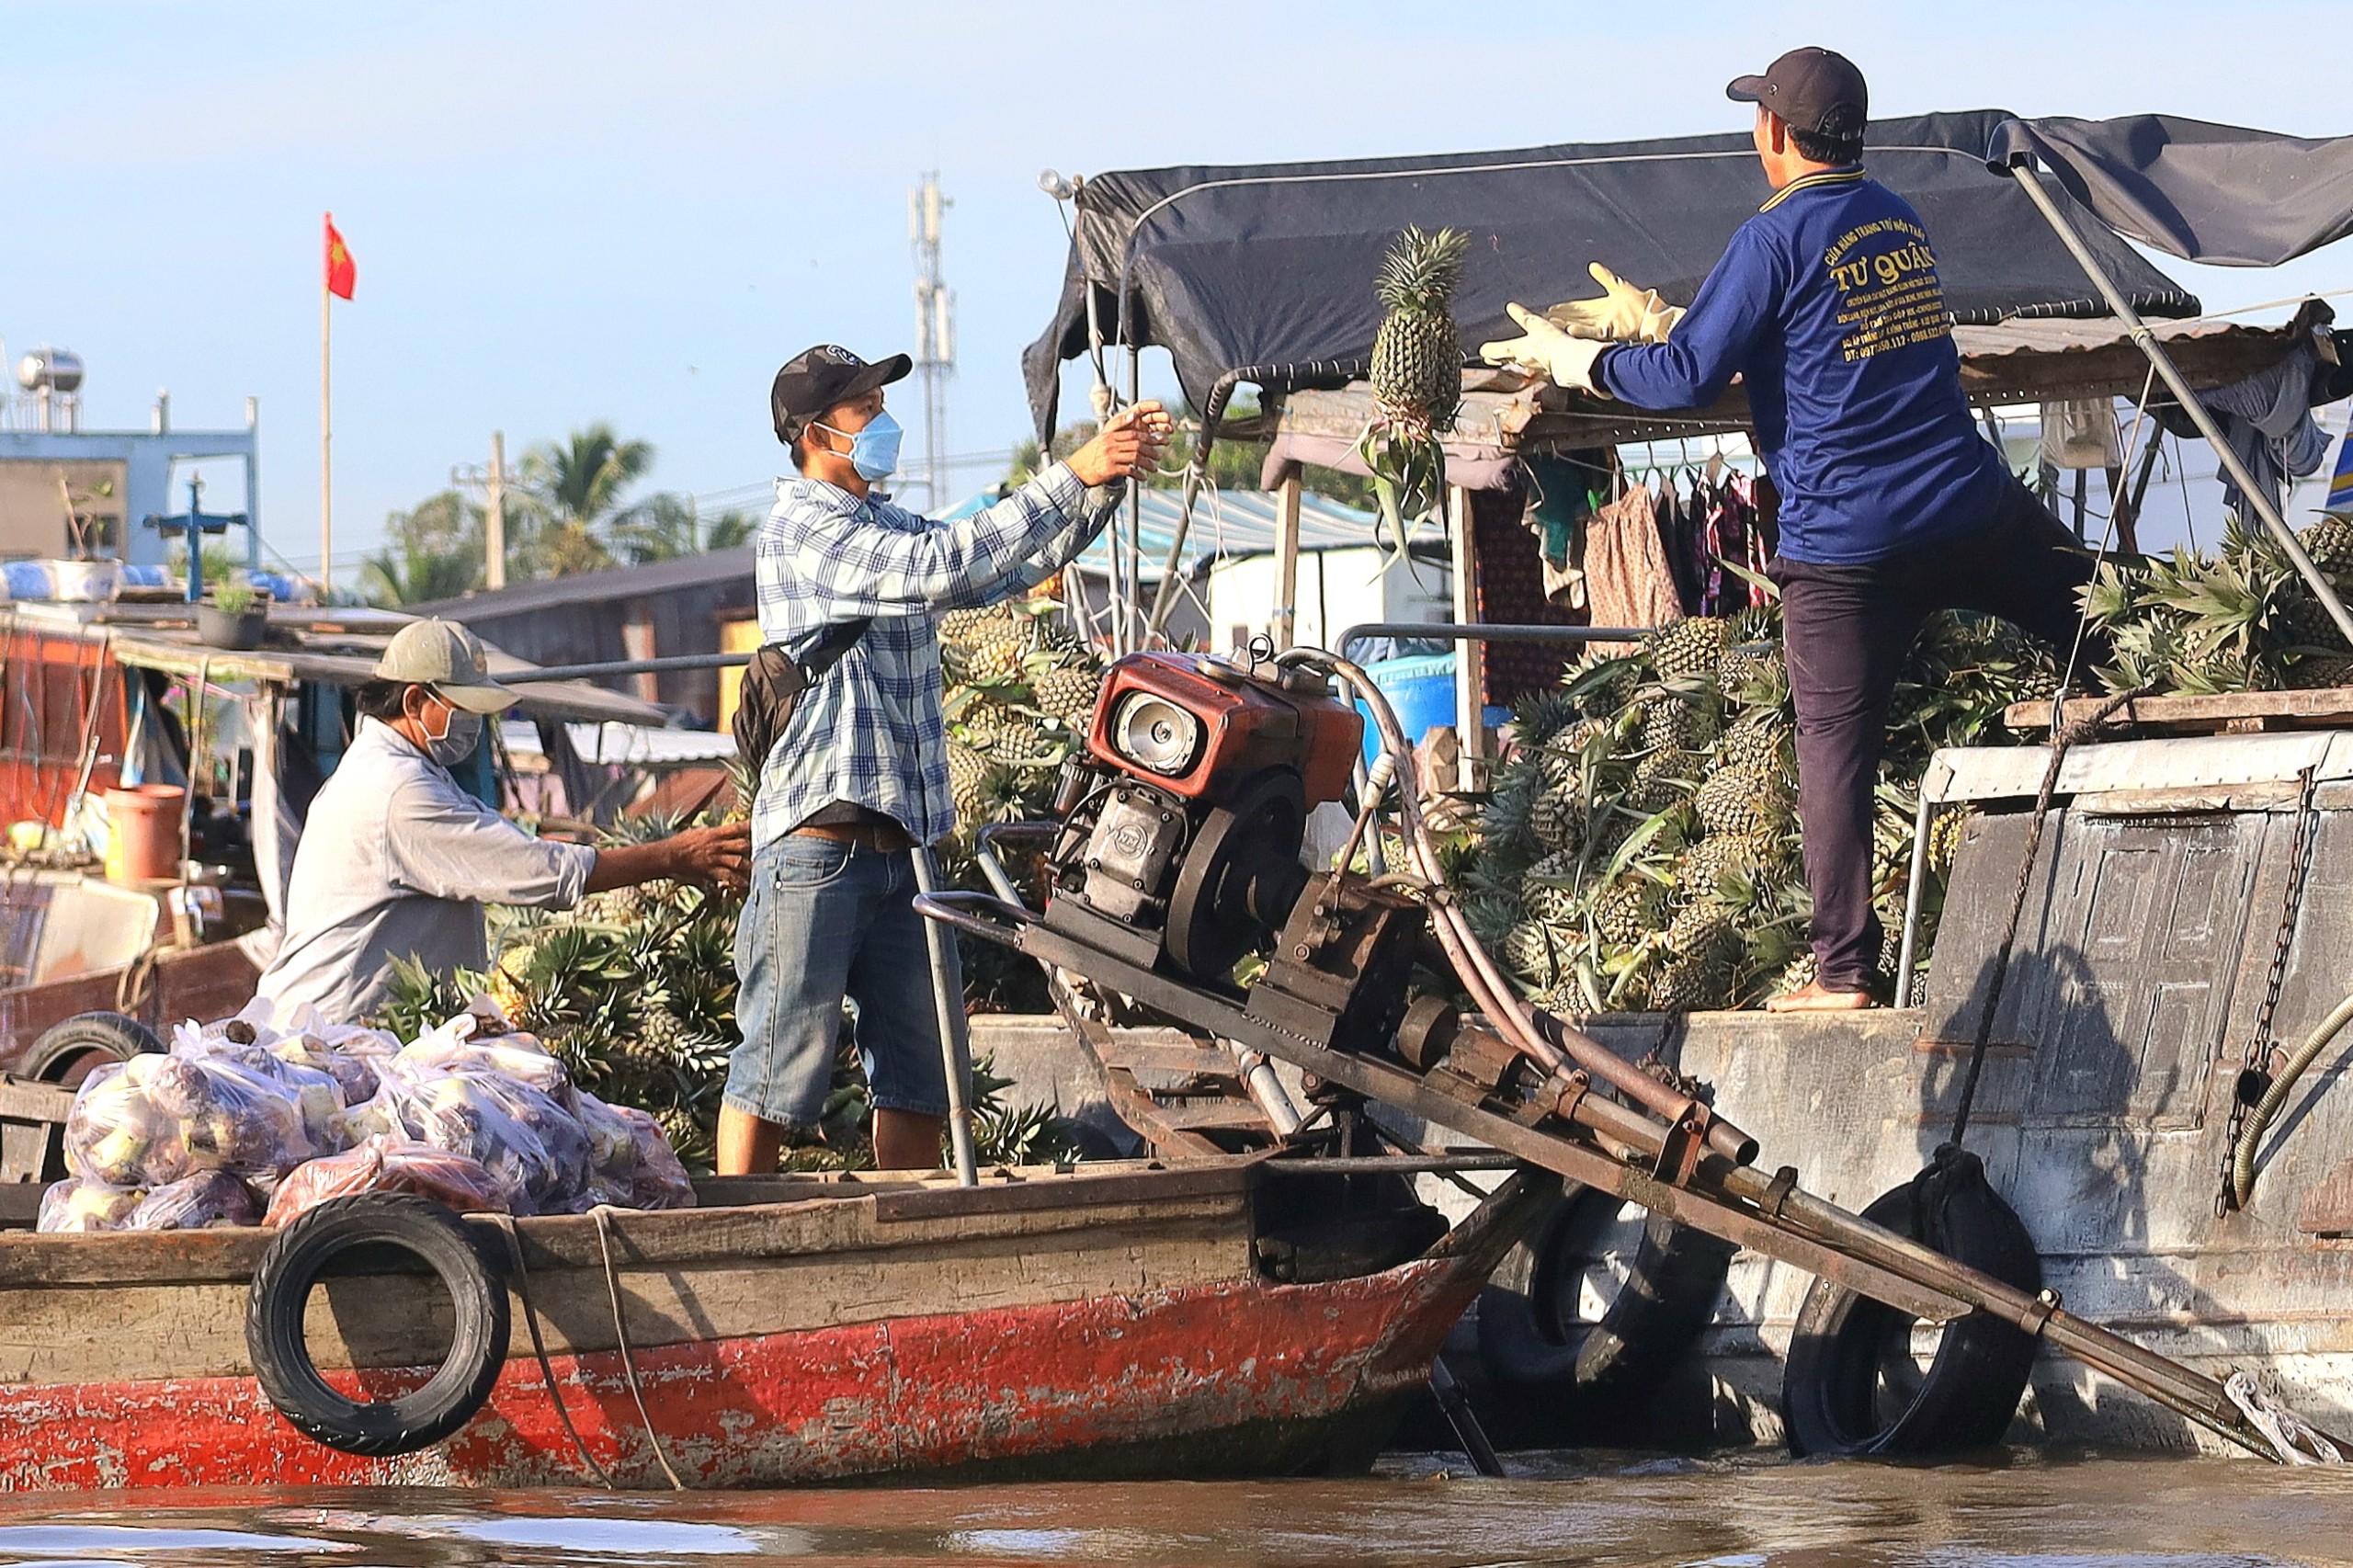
<box><xmin>1780</xmin><ymin>1144</ymin><xmax>2041</xmax><ymax>1458</ymax></box>
<box><xmin>1477</xmin><ymin>1179</ymin><xmax>1735</xmax><ymax>1403</ymax></box>
<box><xmin>245</xmin><ymin>1192</ymin><xmax>511</xmax><ymax>1458</ymax></box>
<box><xmin>25</xmin><ymin>1011</ymin><xmax>163</xmax><ymax>1081</ymax></box>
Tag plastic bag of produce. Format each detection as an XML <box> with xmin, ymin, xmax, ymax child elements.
<box><xmin>395</xmin><ymin>1016</ymin><xmax>577</xmax><ymax>1108</ymax></box>
<box><xmin>63</xmin><ymin>1060</ymin><xmax>176</xmax><ymax>1187</ymax></box>
<box><xmin>127</xmin><ymin>1169</ymin><xmax>260</xmax><ymax>1232</ymax></box>
<box><xmin>365</xmin><ymin>1059</ymin><xmax>590</xmax><ymax>1217</ymax></box>
<box><xmin>574</xmin><ymin>1094</ymin><xmax>694</xmax><ymax>1210</ymax></box>
<box><xmin>263</xmin><ymin>1134</ymin><xmax>507</xmax><ymax>1228</ymax></box>
<box><xmin>615</xmin><ymin>1102</ymin><xmax>696</xmax><ymax>1210</ymax></box>
<box><xmin>165</xmin><ymin>1036</ymin><xmax>347</xmax><ymax>1168</ymax></box>
<box><xmin>37</xmin><ymin>1176</ymin><xmax>144</xmax><ymax>1233</ymax></box>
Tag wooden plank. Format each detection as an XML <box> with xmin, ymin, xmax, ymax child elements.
<box><xmin>1150</xmin><ymin>1101</ymin><xmax>1278</xmax><ymax>1132</ymax></box>
<box><xmin>0</xmin><ymin>1210</ymin><xmax>1255</xmax><ymax>1383</ymax></box>
<box><xmin>2006</xmin><ymin>686</ymin><xmax>2353</xmax><ymax>736</ymax></box>
<box><xmin>0</xmin><ymin>1164</ymin><xmax>1256</xmax><ymax>1287</ymax></box>
<box><xmin>1093</xmin><ymin>1042</ymin><xmax>1245</xmax><ymax>1079</ymax></box>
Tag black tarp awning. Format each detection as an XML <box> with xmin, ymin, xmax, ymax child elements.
<box><xmin>1991</xmin><ymin>115</ymin><xmax>2353</xmax><ymax>267</ymax></box>
<box><xmin>1025</xmin><ymin>108</ymin><xmax>2200</xmax><ymax>441</ymax></box>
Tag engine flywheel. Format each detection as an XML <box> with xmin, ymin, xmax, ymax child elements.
<box><xmin>1165</xmin><ymin>770</ymin><xmax>1308</xmax><ymax>982</ymax></box>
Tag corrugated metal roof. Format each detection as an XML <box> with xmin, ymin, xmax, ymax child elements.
<box><xmin>947</xmin><ymin>484</ymin><xmax>1386</xmax><ymax>585</ymax></box>
<box><xmin>412</xmin><ymin>546</ymin><xmax>755</xmax><ymax>622</ymax></box>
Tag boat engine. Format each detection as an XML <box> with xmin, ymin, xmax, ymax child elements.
<box><xmin>1039</xmin><ymin>651</ymin><xmax>1429</xmax><ymax>1052</ymax></box>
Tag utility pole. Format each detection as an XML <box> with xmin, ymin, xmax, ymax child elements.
<box><xmin>910</xmin><ymin>171</ymin><xmax>955</xmax><ymax>512</ymax></box>
<box><xmin>452</xmin><ymin>430</ymin><xmax>521</xmax><ymax>591</ymax></box>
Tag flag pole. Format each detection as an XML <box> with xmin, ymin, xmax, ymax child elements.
<box><xmin>320</xmin><ymin>214</ymin><xmax>333</xmax><ymax>604</ymax></box>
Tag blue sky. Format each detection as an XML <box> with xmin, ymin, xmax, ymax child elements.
<box><xmin>5</xmin><ymin>1</ymin><xmax>2347</xmax><ymax>585</ymax></box>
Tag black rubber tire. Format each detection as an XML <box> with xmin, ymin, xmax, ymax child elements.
<box><xmin>245</xmin><ymin>1192</ymin><xmax>510</xmax><ymax>1458</ymax></box>
<box><xmin>1477</xmin><ymin>1180</ymin><xmax>1734</xmax><ymax>1403</ymax></box>
<box><xmin>1780</xmin><ymin>1145</ymin><xmax>2041</xmax><ymax>1459</ymax></box>
<box><xmin>25</xmin><ymin>1011</ymin><xmax>162</xmax><ymax>1080</ymax></box>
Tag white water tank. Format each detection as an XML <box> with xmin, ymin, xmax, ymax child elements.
<box><xmin>16</xmin><ymin>347</ymin><xmax>83</xmax><ymax>393</ymax></box>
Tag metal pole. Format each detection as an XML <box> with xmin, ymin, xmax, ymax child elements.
<box><xmin>1271</xmin><ymin>472</ymin><xmax>1302</xmax><ymax>649</ymax></box>
<box><xmin>485</xmin><ymin>430</ymin><xmax>508</xmax><ymax>592</ymax></box>
<box><xmin>2005</xmin><ymin>162</ymin><xmax>2353</xmax><ymax>646</ymax></box>
<box><xmin>1445</xmin><ymin>484</ymin><xmax>1483</xmax><ymax>792</ymax></box>
<box><xmin>1893</xmin><ymin>790</ymin><xmax>1936</xmax><ymax>1009</ymax></box>
<box><xmin>910</xmin><ymin>846</ymin><xmax>981</xmax><ymax>1185</ymax></box>
<box><xmin>319</xmin><ymin>251</ymin><xmax>332</xmax><ymax>605</ymax></box>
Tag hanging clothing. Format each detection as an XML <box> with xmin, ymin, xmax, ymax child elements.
<box><xmin>1586</xmin><ymin>485</ymin><xmax>1685</xmax><ymax>641</ymax></box>
<box><xmin>2156</xmin><ymin>300</ymin><xmax>2338</xmax><ymax>517</ymax></box>
<box><xmin>1654</xmin><ymin>481</ymin><xmax>1703</xmax><ymax>614</ymax></box>
<box><xmin>2040</xmin><ymin>398</ymin><xmax>2123</xmax><ymax>470</ymax></box>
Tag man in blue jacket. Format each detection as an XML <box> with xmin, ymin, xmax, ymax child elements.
<box><xmin>1483</xmin><ymin>49</ymin><xmax>2097</xmax><ymax>1011</ymax></box>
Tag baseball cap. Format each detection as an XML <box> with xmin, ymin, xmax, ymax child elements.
<box><xmin>372</xmin><ymin>618</ymin><xmax>518</xmax><ymax>713</ymax></box>
<box><xmin>1727</xmin><ymin>47</ymin><xmax>1869</xmax><ymax>140</ymax></box>
<box><xmin>770</xmin><ymin>344</ymin><xmax>913</xmax><ymax>444</ymax></box>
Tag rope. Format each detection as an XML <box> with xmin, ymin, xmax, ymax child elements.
<box><xmin>2226</xmin><ymin>1370</ymin><xmax>2346</xmax><ymax>1465</ymax></box>
<box><xmin>590</xmin><ymin>1206</ymin><xmax>688</xmax><ymax>1490</ymax></box>
<box><xmin>1948</xmin><ymin>686</ymin><xmax>2151</xmax><ymax>1147</ymax></box>
<box><xmin>490</xmin><ymin>1214</ymin><xmax>617</xmax><ymax>1489</ymax></box>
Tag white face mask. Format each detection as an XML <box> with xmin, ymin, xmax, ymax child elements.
<box><xmin>415</xmin><ymin>690</ymin><xmax>483</xmax><ymax>767</ymax></box>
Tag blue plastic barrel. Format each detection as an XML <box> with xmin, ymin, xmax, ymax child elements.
<box><xmin>1355</xmin><ymin>653</ymin><xmax>1506</xmax><ymax>766</ymax></box>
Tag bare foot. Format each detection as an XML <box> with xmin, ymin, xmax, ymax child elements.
<box><xmin>1765</xmin><ymin>980</ymin><xmax>1878</xmax><ymax>1014</ymax></box>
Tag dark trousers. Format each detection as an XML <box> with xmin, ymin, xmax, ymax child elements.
<box><xmin>1771</xmin><ymin>480</ymin><xmax>2099</xmax><ymax>992</ymax></box>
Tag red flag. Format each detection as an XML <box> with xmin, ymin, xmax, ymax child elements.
<box><xmin>324</xmin><ymin>214</ymin><xmax>356</xmax><ymax>301</ymax></box>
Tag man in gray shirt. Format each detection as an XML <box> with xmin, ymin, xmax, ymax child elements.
<box><xmin>256</xmin><ymin>619</ymin><xmax>748</xmax><ymax>1022</ymax></box>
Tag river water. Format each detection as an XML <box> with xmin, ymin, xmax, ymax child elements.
<box><xmin>0</xmin><ymin>1451</ymin><xmax>2342</xmax><ymax>1568</ymax></box>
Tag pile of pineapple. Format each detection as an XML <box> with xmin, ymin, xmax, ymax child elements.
<box><xmin>1461</xmin><ymin>607</ymin><xmax>2061</xmax><ymax>1013</ymax></box>
<box><xmin>2084</xmin><ymin>512</ymin><xmax>2353</xmax><ymax>694</ymax></box>
<box><xmin>939</xmin><ymin>599</ymin><xmax>1104</xmax><ymax>843</ymax></box>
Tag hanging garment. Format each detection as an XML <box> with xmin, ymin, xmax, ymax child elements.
<box><xmin>2040</xmin><ymin>398</ymin><xmax>2123</xmax><ymax>469</ymax></box>
<box><xmin>1521</xmin><ymin>453</ymin><xmax>1592</xmax><ymax>609</ymax></box>
<box><xmin>1586</xmin><ymin>485</ymin><xmax>1685</xmax><ymax>641</ymax></box>
<box><xmin>2157</xmin><ymin>301</ymin><xmax>2337</xmax><ymax>517</ymax></box>
<box><xmin>1654</xmin><ymin>481</ymin><xmax>1703</xmax><ymax>614</ymax></box>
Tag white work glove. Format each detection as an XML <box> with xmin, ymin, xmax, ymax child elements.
<box><xmin>1479</xmin><ymin>303</ymin><xmax>1614</xmax><ymax>395</ymax></box>
<box><xmin>1545</xmin><ymin>263</ymin><xmax>1683</xmax><ymax>344</ymax></box>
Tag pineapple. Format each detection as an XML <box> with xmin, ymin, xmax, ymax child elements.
<box><xmin>1639</xmin><ymin>691</ymin><xmax>1720</xmax><ymax>754</ymax></box>
<box><xmin>1693</xmin><ymin>766</ymin><xmax>1790</xmax><ymax>838</ymax></box>
<box><xmin>1510</xmin><ymin>687</ymin><xmax>1584</xmax><ymax>749</ymax></box>
<box><xmin>1034</xmin><ymin>664</ymin><xmax>1103</xmax><ymax>722</ymax></box>
<box><xmin>947</xmin><ymin>740</ymin><xmax>991</xmax><ymax>824</ymax></box>
<box><xmin>1643</xmin><ymin>617</ymin><xmax>1728</xmax><ymax>683</ymax></box>
<box><xmin>1369</xmin><ymin>226</ymin><xmax>1470</xmax><ymax>434</ymax></box>
<box><xmin>1499</xmin><ymin>922</ymin><xmax>1556</xmax><ymax>984</ymax></box>
<box><xmin>1528</xmin><ymin>790</ymin><xmax>1583</xmax><ymax>854</ymax></box>
<box><xmin>1521</xmin><ymin>848</ymin><xmax>1583</xmax><ymax>925</ymax></box>
<box><xmin>1625</xmin><ymin>751</ymin><xmax>1688</xmax><ymax>813</ymax></box>
<box><xmin>1590</xmin><ymin>878</ymin><xmax>1666</xmax><ymax>947</ymax></box>
<box><xmin>1720</xmin><ymin>713</ymin><xmax>1791</xmax><ymax>778</ymax></box>
<box><xmin>1358</xmin><ymin>225</ymin><xmax>1471</xmax><ymax>538</ymax></box>
<box><xmin>2301</xmin><ymin>512</ymin><xmax>2353</xmax><ymax>575</ymax></box>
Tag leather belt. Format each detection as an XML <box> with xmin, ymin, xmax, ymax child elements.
<box><xmin>791</xmin><ymin>819</ymin><xmax>914</xmax><ymax>853</ymax></box>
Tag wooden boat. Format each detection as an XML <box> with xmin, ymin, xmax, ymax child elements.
<box><xmin>0</xmin><ymin>1157</ymin><xmax>1539</xmax><ymax>1489</ymax></box>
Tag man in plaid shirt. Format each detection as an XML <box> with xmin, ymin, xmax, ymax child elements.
<box><xmin>722</xmin><ymin>344</ymin><xmax>1170</xmax><ymax>1174</ymax></box>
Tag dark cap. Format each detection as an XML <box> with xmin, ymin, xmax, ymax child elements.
<box><xmin>1727</xmin><ymin>47</ymin><xmax>1868</xmax><ymax>140</ymax></box>
<box><xmin>769</xmin><ymin>345</ymin><xmax>912</xmax><ymax>444</ymax></box>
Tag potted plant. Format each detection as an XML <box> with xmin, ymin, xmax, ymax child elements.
<box><xmin>197</xmin><ymin>580</ymin><xmax>271</xmax><ymax>650</ymax></box>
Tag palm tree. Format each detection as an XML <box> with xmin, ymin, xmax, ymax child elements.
<box><xmin>521</xmin><ymin>424</ymin><xmax>654</xmax><ymax>576</ymax></box>
<box><xmin>362</xmin><ymin>490</ymin><xmax>484</xmax><ymax>606</ymax></box>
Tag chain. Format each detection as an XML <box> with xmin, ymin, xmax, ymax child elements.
<box><xmin>2220</xmin><ymin>766</ymin><xmax>2322</xmax><ymax>1215</ymax></box>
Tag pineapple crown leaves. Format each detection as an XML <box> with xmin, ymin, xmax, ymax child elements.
<box><xmin>1372</xmin><ymin>225</ymin><xmax>1471</xmax><ymax>312</ymax></box>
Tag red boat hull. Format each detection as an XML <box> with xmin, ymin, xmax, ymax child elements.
<box><xmin>0</xmin><ymin>1256</ymin><xmax>1472</xmax><ymax>1489</ymax></box>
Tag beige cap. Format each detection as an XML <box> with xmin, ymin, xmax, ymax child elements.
<box><xmin>371</xmin><ymin>619</ymin><xmax>519</xmax><ymax>713</ymax></box>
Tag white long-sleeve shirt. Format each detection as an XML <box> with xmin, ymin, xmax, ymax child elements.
<box><xmin>256</xmin><ymin>718</ymin><xmax>595</xmax><ymax>1022</ymax></box>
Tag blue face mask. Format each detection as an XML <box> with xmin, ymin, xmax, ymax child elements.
<box><xmin>815</xmin><ymin>409</ymin><xmax>903</xmax><ymax>482</ymax></box>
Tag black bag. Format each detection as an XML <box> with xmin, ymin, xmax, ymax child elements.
<box><xmin>733</xmin><ymin>618</ymin><xmax>870</xmax><ymax>786</ymax></box>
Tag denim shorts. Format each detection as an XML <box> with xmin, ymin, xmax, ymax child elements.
<box><xmin>725</xmin><ymin>835</ymin><xmax>956</xmax><ymax>1131</ymax></box>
